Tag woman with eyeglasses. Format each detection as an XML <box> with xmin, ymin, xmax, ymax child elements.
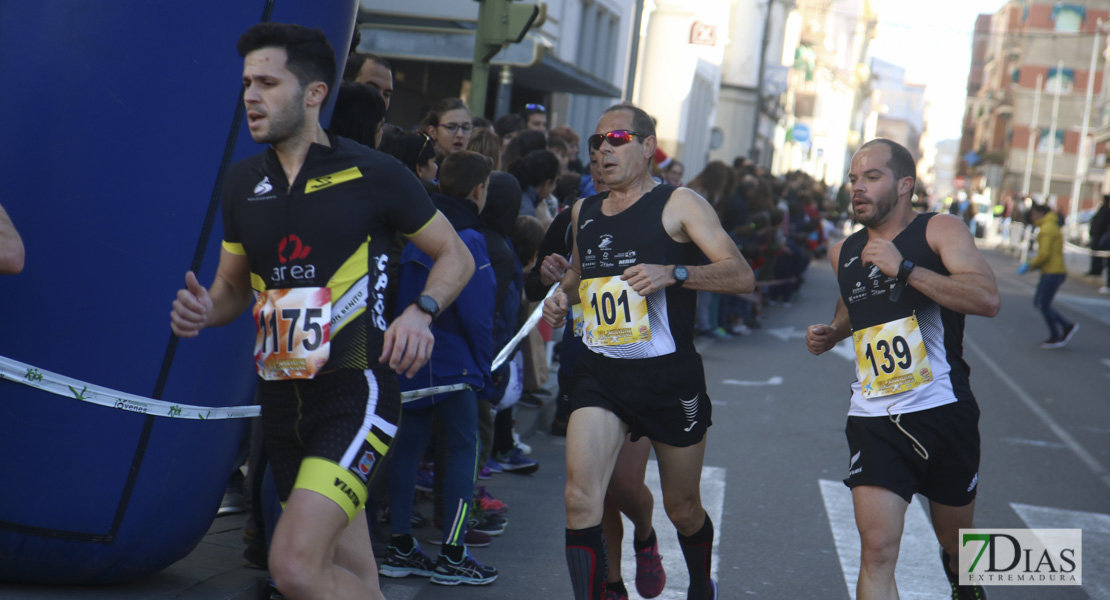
<box><xmin>421</xmin><ymin>98</ymin><xmax>473</xmax><ymax>163</ymax></box>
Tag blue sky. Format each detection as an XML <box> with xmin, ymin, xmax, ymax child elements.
<box><xmin>870</xmin><ymin>0</ymin><xmax>1008</xmax><ymax>141</ymax></box>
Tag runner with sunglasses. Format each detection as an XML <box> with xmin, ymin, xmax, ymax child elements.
<box><xmin>520</xmin><ymin>102</ymin><xmax>547</xmax><ymax>133</ymax></box>
<box><xmin>543</xmin><ymin>103</ymin><xmax>753</xmax><ymax>600</ymax></box>
<box><xmin>805</xmin><ymin>138</ymin><xmax>998</xmax><ymax>600</ymax></box>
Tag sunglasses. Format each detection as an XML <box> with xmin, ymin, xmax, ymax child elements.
<box><xmin>525</xmin><ymin>103</ymin><xmax>546</xmax><ymax>112</ymax></box>
<box><xmin>588</xmin><ymin>130</ymin><xmax>643</xmax><ymax>151</ymax></box>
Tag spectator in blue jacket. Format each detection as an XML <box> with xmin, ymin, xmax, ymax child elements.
<box><xmin>382</xmin><ymin>151</ymin><xmax>498</xmax><ymax>586</ymax></box>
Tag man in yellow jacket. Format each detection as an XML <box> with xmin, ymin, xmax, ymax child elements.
<box><xmin>1018</xmin><ymin>204</ymin><xmax>1079</xmax><ymax>348</ymax></box>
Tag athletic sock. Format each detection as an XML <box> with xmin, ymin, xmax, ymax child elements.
<box><xmin>390</xmin><ymin>534</ymin><xmax>414</xmax><ymax>553</ymax></box>
<box><xmin>607</xmin><ymin>578</ymin><xmax>628</xmax><ymax>598</ymax></box>
<box><xmin>442</xmin><ymin>542</ymin><xmax>465</xmax><ymax>562</ymax></box>
<box><xmin>677</xmin><ymin>513</ymin><xmax>714</xmax><ymax>600</ymax></box>
<box><xmin>633</xmin><ymin>527</ymin><xmax>657</xmax><ymax>552</ymax></box>
<box><xmin>566</xmin><ymin>525</ymin><xmax>608</xmax><ymax>600</ymax></box>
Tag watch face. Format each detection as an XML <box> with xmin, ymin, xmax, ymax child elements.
<box><xmin>675</xmin><ymin>266</ymin><xmax>688</xmax><ymax>280</ymax></box>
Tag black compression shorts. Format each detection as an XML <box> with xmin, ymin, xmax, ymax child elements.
<box><xmin>259</xmin><ymin>368</ymin><xmax>400</xmax><ymax>520</ymax></box>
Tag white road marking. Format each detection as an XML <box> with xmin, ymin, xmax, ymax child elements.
<box><xmin>965</xmin><ymin>336</ymin><xmax>1110</xmax><ymax>491</ymax></box>
<box><xmin>619</xmin><ymin>461</ymin><xmax>725</xmax><ymax>599</ymax></box>
<box><xmin>722</xmin><ymin>376</ymin><xmax>784</xmax><ymax>386</ymax></box>
<box><xmin>767</xmin><ymin>326</ymin><xmax>808</xmax><ymax>341</ymax></box>
<box><xmin>1002</xmin><ymin>437</ymin><xmax>1068</xmax><ymax>449</ymax></box>
<box><xmin>1012</xmin><ymin>503</ymin><xmax>1110</xmax><ymax>599</ymax></box>
<box><xmin>819</xmin><ymin>479</ymin><xmax>950</xmax><ymax>599</ymax></box>
<box><xmin>831</xmin><ymin>339</ymin><xmax>857</xmax><ymax>361</ymax></box>
<box><xmin>1101</xmin><ymin>358</ymin><xmax>1110</xmax><ymax>369</ymax></box>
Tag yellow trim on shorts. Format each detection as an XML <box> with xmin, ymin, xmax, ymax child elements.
<box><xmin>222</xmin><ymin>240</ymin><xmax>246</xmax><ymax>255</ymax></box>
<box><xmin>365</xmin><ymin>432</ymin><xmax>389</xmax><ymax>458</ymax></box>
<box><xmin>293</xmin><ymin>456</ymin><xmax>367</xmax><ymax>522</ymax></box>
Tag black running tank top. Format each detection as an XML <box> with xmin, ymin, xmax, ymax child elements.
<box><xmin>836</xmin><ymin>213</ymin><xmax>974</xmax><ymax>416</ymax></box>
<box><xmin>575</xmin><ymin>185</ymin><xmax>703</xmax><ymax>358</ymax></box>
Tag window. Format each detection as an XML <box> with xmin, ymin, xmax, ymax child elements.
<box><xmin>1052</xmin><ymin>3</ymin><xmax>1084</xmax><ymax>32</ymax></box>
<box><xmin>1037</xmin><ymin>130</ymin><xmax>1065</xmax><ymax>154</ymax></box>
<box><xmin>1046</xmin><ymin>67</ymin><xmax>1075</xmax><ymax>93</ymax></box>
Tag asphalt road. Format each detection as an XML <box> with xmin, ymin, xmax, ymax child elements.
<box><xmin>382</xmin><ymin>245</ymin><xmax>1110</xmax><ymax>600</ymax></box>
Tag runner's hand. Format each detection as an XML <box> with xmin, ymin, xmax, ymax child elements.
<box><xmin>620</xmin><ymin>263</ymin><xmax>672</xmax><ymax>295</ymax></box>
<box><xmin>806</xmin><ymin>324</ymin><xmax>837</xmax><ymax>356</ymax></box>
<box><xmin>543</xmin><ymin>289</ymin><xmax>570</xmax><ymax>327</ymax></box>
<box><xmin>860</xmin><ymin>238</ymin><xmax>903</xmax><ymax>278</ymax></box>
<box><xmin>381</xmin><ymin>304</ymin><xmax>435</xmax><ymax>378</ymax></box>
<box><xmin>171</xmin><ymin>271</ymin><xmax>213</xmax><ymax>338</ymax></box>
<box><xmin>540</xmin><ymin>254</ymin><xmax>570</xmax><ymax>286</ymax></box>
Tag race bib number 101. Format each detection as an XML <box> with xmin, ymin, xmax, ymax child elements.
<box><xmin>578</xmin><ymin>276</ymin><xmax>651</xmax><ymax>346</ymax></box>
<box><xmin>853</xmin><ymin>314</ymin><xmax>932</xmax><ymax>398</ymax></box>
<box><xmin>253</xmin><ymin>287</ymin><xmax>332</xmax><ymax>380</ymax></box>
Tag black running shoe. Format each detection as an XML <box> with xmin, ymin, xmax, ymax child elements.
<box><xmin>941</xmin><ymin>548</ymin><xmax>988</xmax><ymax>599</ymax></box>
<box><xmin>430</xmin><ymin>550</ymin><xmax>498</xmax><ymax>585</ymax></box>
<box><xmin>378</xmin><ymin>543</ymin><xmax>437</xmax><ymax>578</ymax></box>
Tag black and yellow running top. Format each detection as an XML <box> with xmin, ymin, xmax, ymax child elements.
<box><xmin>221</xmin><ymin>133</ymin><xmax>437</xmax><ymax>371</ymax></box>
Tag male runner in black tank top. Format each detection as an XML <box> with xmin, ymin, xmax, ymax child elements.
<box><xmin>168</xmin><ymin>23</ymin><xmax>473</xmax><ymax>600</ymax></box>
<box><xmin>806</xmin><ymin>139</ymin><xmax>999</xmax><ymax>600</ymax></box>
<box><xmin>543</xmin><ymin>104</ymin><xmax>753</xmax><ymax>600</ymax></box>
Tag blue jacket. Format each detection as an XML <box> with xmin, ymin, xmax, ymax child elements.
<box><xmin>395</xmin><ymin>192</ymin><xmax>495</xmax><ymax>408</ymax></box>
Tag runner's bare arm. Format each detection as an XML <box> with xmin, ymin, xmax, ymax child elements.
<box><xmin>806</xmin><ymin>242</ymin><xmax>851</xmax><ymax>355</ymax></box>
<box><xmin>170</xmin><ymin>248</ymin><xmax>253</xmax><ymax>337</ymax></box>
<box><xmin>623</xmin><ymin>188</ymin><xmax>752</xmax><ymax>296</ymax></box>
<box><xmin>381</xmin><ymin>211</ymin><xmax>475</xmax><ymax>377</ymax></box>
<box><xmin>912</xmin><ymin>214</ymin><xmax>1000</xmax><ymax>317</ymax></box>
<box><xmin>0</xmin><ymin>203</ymin><xmax>25</xmax><ymax>274</ymax></box>
<box><xmin>543</xmin><ymin>199</ymin><xmax>584</xmax><ymax>327</ymax></box>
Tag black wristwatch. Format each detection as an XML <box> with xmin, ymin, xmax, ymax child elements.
<box><xmin>414</xmin><ymin>294</ymin><xmax>440</xmax><ymax>319</ymax></box>
<box><xmin>672</xmin><ymin>265</ymin><xmax>689</xmax><ymax>287</ymax></box>
<box><xmin>897</xmin><ymin>259</ymin><xmax>916</xmax><ymax>284</ymax></box>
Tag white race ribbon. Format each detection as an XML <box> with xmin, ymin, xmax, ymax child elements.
<box><xmin>0</xmin><ymin>285</ymin><xmax>559</xmax><ymax>417</ymax></box>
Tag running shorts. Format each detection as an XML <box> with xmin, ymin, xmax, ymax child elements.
<box><xmin>843</xmin><ymin>398</ymin><xmax>980</xmax><ymax>506</ymax></box>
<box><xmin>259</xmin><ymin>368</ymin><xmax>400</xmax><ymax>521</ymax></box>
<box><xmin>572</xmin><ymin>350</ymin><xmax>711</xmax><ymax>447</ymax></box>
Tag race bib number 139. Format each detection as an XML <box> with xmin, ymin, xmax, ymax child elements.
<box><xmin>253</xmin><ymin>287</ymin><xmax>332</xmax><ymax>380</ymax></box>
<box><xmin>853</xmin><ymin>314</ymin><xmax>932</xmax><ymax>398</ymax></box>
<box><xmin>578</xmin><ymin>276</ymin><xmax>651</xmax><ymax>346</ymax></box>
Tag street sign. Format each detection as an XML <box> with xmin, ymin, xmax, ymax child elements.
<box><xmin>792</xmin><ymin>123</ymin><xmax>810</xmax><ymax>144</ymax></box>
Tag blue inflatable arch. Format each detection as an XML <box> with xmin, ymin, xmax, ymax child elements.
<box><xmin>0</xmin><ymin>0</ymin><xmax>358</xmax><ymax>584</ymax></box>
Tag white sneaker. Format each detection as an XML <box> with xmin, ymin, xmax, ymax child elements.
<box><xmin>729</xmin><ymin>324</ymin><xmax>752</xmax><ymax>335</ymax></box>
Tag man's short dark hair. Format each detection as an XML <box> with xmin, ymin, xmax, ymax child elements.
<box><xmin>601</xmin><ymin>103</ymin><xmax>656</xmax><ymax>139</ymax></box>
<box><xmin>859</xmin><ymin>138</ymin><xmax>916</xmax><ymax>189</ymax></box>
<box><xmin>494</xmin><ymin>113</ymin><xmax>525</xmax><ymax>138</ymax></box>
<box><xmin>342</xmin><ymin>52</ymin><xmax>392</xmax><ymax>83</ymax></box>
<box><xmin>439</xmin><ymin>151</ymin><xmax>493</xmax><ymax>200</ymax></box>
<box><xmin>238</xmin><ymin>23</ymin><xmax>337</xmax><ymax>105</ymax></box>
<box><xmin>328</xmin><ymin>82</ymin><xmax>386</xmax><ymax>148</ymax></box>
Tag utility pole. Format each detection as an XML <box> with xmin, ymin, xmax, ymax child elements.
<box><xmin>1041</xmin><ymin>59</ymin><xmax>1063</xmax><ymax>203</ymax></box>
<box><xmin>1022</xmin><ymin>74</ymin><xmax>1042</xmax><ymax>196</ymax></box>
<box><xmin>472</xmin><ymin>0</ymin><xmax>542</xmax><ymax>117</ymax></box>
<box><xmin>1069</xmin><ymin>19</ymin><xmax>1102</xmax><ymax>239</ymax></box>
<box><xmin>750</xmin><ymin>0</ymin><xmax>775</xmax><ymax>165</ymax></box>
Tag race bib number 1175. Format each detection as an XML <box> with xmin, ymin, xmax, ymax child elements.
<box><xmin>253</xmin><ymin>287</ymin><xmax>332</xmax><ymax>380</ymax></box>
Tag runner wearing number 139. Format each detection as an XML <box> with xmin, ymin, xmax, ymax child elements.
<box><xmin>805</xmin><ymin>138</ymin><xmax>999</xmax><ymax>600</ymax></box>
<box><xmin>543</xmin><ymin>103</ymin><xmax>753</xmax><ymax>600</ymax></box>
